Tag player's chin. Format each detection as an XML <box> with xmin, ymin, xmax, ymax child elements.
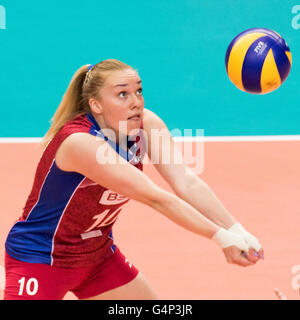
<box><xmin>127</xmin><ymin>120</ymin><xmax>142</xmax><ymax>134</ymax></box>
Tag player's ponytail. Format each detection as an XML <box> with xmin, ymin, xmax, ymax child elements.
<box><xmin>43</xmin><ymin>64</ymin><xmax>90</xmax><ymax>146</ymax></box>
<box><xmin>43</xmin><ymin>59</ymin><xmax>132</xmax><ymax>147</ymax></box>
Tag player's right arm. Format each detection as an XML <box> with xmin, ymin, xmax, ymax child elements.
<box><xmin>55</xmin><ymin>132</ymin><xmax>253</xmax><ymax>267</ymax></box>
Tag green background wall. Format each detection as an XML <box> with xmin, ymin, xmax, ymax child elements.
<box><xmin>0</xmin><ymin>0</ymin><xmax>299</xmax><ymax>137</ymax></box>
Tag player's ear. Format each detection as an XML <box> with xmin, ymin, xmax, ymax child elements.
<box><xmin>89</xmin><ymin>98</ymin><xmax>103</xmax><ymax>115</ymax></box>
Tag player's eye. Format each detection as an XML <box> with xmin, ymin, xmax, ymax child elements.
<box><xmin>118</xmin><ymin>91</ymin><xmax>127</xmax><ymax>98</ymax></box>
<box><xmin>136</xmin><ymin>88</ymin><xmax>143</xmax><ymax>95</ymax></box>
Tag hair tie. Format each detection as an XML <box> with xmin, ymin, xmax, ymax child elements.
<box><xmin>88</xmin><ymin>64</ymin><xmax>95</xmax><ymax>72</ymax></box>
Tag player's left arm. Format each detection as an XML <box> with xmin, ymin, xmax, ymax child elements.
<box><xmin>143</xmin><ymin>108</ymin><xmax>263</xmax><ymax>259</ymax></box>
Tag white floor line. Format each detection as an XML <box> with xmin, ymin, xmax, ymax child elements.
<box><xmin>0</xmin><ymin>138</ymin><xmax>43</xmax><ymax>143</ymax></box>
<box><xmin>174</xmin><ymin>135</ymin><xmax>300</xmax><ymax>142</ymax></box>
<box><xmin>0</xmin><ymin>135</ymin><xmax>300</xmax><ymax>143</ymax></box>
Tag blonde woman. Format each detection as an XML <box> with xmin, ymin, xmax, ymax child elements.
<box><xmin>4</xmin><ymin>60</ymin><xmax>263</xmax><ymax>300</ymax></box>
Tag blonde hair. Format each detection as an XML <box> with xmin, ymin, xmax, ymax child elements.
<box><xmin>43</xmin><ymin>59</ymin><xmax>133</xmax><ymax>146</ymax></box>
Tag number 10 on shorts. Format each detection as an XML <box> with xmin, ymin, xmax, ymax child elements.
<box><xmin>18</xmin><ymin>277</ymin><xmax>39</xmax><ymax>296</ymax></box>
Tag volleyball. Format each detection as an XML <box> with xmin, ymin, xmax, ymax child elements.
<box><xmin>225</xmin><ymin>28</ymin><xmax>292</xmax><ymax>94</ymax></box>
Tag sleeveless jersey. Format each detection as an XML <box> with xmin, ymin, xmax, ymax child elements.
<box><xmin>5</xmin><ymin>113</ymin><xmax>145</xmax><ymax>268</ymax></box>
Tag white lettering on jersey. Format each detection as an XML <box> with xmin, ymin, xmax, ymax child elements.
<box><xmin>80</xmin><ymin>229</ymin><xmax>103</xmax><ymax>240</ymax></box>
<box><xmin>85</xmin><ymin>208</ymin><xmax>122</xmax><ymax>233</ymax></box>
<box><xmin>82</xmin><ymin>191</ymin><xmax>128</xmax><ymax>236</ymax></box>
<box><xmin>99</xmin><ymin>190</ymin><xmax>129</xmax><ymax>205</ymax></box>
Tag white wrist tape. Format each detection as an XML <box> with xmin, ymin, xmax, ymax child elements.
<box><xmin>228</xmin><ymin>223</ymin><xmax>261</xmax><ymax>251</ymax></box>
<box><xmin>212</xmin><ymin>228</ymin><xmax>249</xmax><ymax>251</ymax></box>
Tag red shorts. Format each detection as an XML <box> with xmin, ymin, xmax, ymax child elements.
<box><xmin>4</xmin><ymin>247</ymin><xmax>139</xmax><ymax>300</ymax></box>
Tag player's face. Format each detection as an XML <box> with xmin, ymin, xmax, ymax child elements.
<box><xmin>96</xmin><ymin>69</ymin><xmax>144</xmax><ymax>138</ymax></box>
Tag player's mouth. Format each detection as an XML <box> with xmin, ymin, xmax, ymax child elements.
<box><xmin>128</xmin><ymin>114</ymin><xmax>141</xmax><ymax>121</ymax></box>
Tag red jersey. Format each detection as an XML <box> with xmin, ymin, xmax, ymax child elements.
<box><xmin>5</xmin><ymin>113</ymin><xmax>145</xmax><ymax>268</ymax></box>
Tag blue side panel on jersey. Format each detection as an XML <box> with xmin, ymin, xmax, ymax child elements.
<box><xmin>5</xmin><ymin>161</ymin><xmax>84</xmax><ymax>264</ymax></box>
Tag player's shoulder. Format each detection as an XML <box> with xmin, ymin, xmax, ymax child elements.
<box><xmin>61</xmin><ymin>114</ymin><xmax>92</xmax><ymax>133</ymax></box>
<box><xmin>56</xmin><ymin>114</ymin><xmax>99</xmax><ymax>145</ymax></box>
<box><xmin>143</xmin><ymin>108</ymin><xmax>160</xmax><ymax>121</ymax></box>
<box><xmin>142</xmin><ymin>108</ymin><xmax>167</xmax><ymax>131</ymax></box>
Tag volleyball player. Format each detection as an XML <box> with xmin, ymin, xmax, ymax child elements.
<box><xmin>4</xmin><ymin>59</ymin><xmax>263</xmax><ymax>300</ymax></box>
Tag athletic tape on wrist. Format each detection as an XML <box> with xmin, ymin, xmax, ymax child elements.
<box><xmin>212</xmin><ymin>228</ymin><xmax>249</xmax><ymax>251</ymax></box>
<box><xmin>228</xmin><ymin>223</ymin><xmax>261</xmax><ymax>251</ymax></box>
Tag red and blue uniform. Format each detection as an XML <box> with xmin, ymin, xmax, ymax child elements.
<box><xmin>4</xmin><ymin>113</ymin><xmax>144</xmax><ymax>299</ymax></box>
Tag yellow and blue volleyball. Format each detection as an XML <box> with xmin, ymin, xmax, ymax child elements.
<box><xmin>225</xmin><ymin>28</ymin><xmax>292</xmax><ymax>94</ymax></box>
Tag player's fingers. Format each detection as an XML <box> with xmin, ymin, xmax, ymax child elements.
<box><xmin>274</xmin><ymin>288</ymin><xmax>287</xmax><ymax>300</ymax></box>
<box><xmin>246</xmin><ymin>248</ymin><xmax>260</xmax><ymax>263</ymax></box>
<box><xmin>232</xmin><ymin>252</ymin><xmax>255</xmax><ymax>267</ymax></box>
<box><xmin>258</xmin><ymin>248</ymin><xmax>264</xmax><ymax>260</ymax></box>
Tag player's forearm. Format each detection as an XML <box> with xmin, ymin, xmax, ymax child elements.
<box><xmin>148</xmin><ymin>186</ymin><xmax>260</xmax><ymax>257</ymax></box>
<box><xmin>172</xmin><ymin>176</ymin><xmax>237</xmax><ymax>229</ymax></box>
<box><xmin>149</xmin><ymin>189</ymin><xmax>219</xmax><ymax>239</ymax></box>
